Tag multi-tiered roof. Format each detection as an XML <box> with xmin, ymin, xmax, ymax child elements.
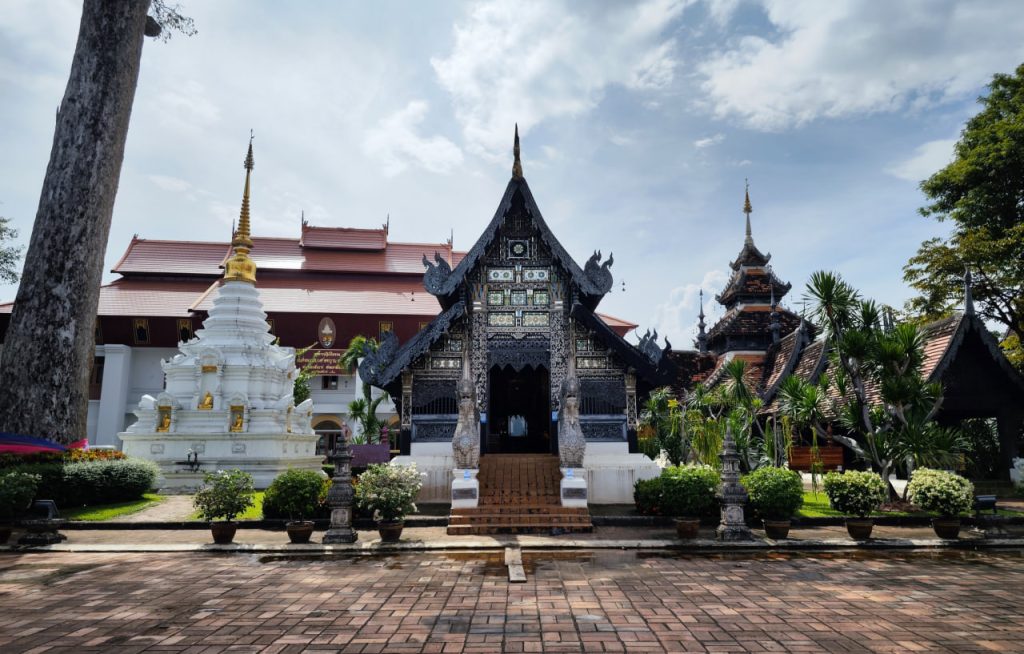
<box><xmin>701</xmin><ymin>187</ymin><xmax>801</xmax><ymax>355</ymax></box>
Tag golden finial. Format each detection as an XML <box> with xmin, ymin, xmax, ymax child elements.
<box><xmin>224</xmin><ymin>132</ymin><xmax>258</xmax><ymax>284</ymax></box>
<box><xmin>743</xmin><ymin>178</ymin><xmax>753</xmax><ymax>244</ymax></box>
<box><xmin>512</xmin><ymin>123</ymin><xmax>523</xmax><ymax>179</ymax></box>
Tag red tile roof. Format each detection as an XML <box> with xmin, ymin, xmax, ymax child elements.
<box><xmin>595</xmin><ymin>312</ymin><xmax>638</xmax><ymax>337</ymax></box>
<box><xmin>191</xmin><ymin>276</ymin><xmax>443</xmax><ymax>316</ymax></box>
<box><xmin>111</xmin><ymin>238</ymin><xmax>230</xmax><ymax>276</ymax></box>
<box><xmin>112</xmin><ymin>235</ymin><xmax>464</xmax><ymax>277</ymax></box>
<box><xmin>1</xmin><ymin>279</ymin><xmax>215</xmax><ymax>317</ymax></box>
<box><xmin>300</xmin><ymin>225</ymin><xmax>387</xmax><ymax>250</ymax></box>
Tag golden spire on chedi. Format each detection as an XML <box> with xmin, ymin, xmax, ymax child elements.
<box><xmin>223</xmin><ymin>134</ymin><xmax>258</xmax><ymax>284</ymax></box>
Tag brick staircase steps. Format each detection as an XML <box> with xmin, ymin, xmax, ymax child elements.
<box><xmin>447</xmin><ymin>453</ymin><xmax>592</xmax><ymax>535</ymax></box>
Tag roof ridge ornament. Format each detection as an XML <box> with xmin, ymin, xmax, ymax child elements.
<box><xmin>224</xmin><ymin>132</ymin><xmax>258</xmax><ymax>284</ymax></box>
<box><xmin>697</xmin><ymin>289</ymin><xmax>708</xmax><ymax>354</ymax></box>
<box><xmin>964</xmin><ymin>268</ymin><xmax>976</xmax><ymax>316</ymax></box>
<box><xmin>512</xmin><ymin>123</ymin><xmax>523</xmax><ymax>179</ymax></box>
<box><xmin>743</xmin><ymin>179</ymin><xmax>753</xmax><ymax>245</ymax></box>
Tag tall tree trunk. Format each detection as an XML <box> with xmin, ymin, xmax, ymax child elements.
<box><xmin>0</xmin><ymin>0</ymin><xmax>151</xmax><ymax>443</ymax></box>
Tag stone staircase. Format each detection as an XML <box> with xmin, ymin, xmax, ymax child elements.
<box><xmin>447</xmin><ymin>454</ymin><xmax>593</xmax><ymax>535</ymax></box>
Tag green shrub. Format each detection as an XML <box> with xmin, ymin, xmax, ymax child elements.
<box><xmin>355</xmin><ymin>463</ymin><xmax>422</xmax><ymax>522</ymax></box>
<box><xmin>263</xmin><ymin>469</ymin><xmax>329</xmax><ymax>520</ymax></box>
<box><xmin>907</xmin><ymin>468</ymin><xmax>973</xmax><ymax>517</ymax></box>
<box><xmin>62</xmin><ymin>459</ymin><xmax>158</xmax><ymax>505</ymax></box>
<box><xmin>2</xmin><ymin>459</ymin><xmax>156</xmax><ymax>508</ymax></box>
<box><xmin>0</xmin><ymin>471</ymin><xmax>41</xmax><ymax>519</ymax></box>
<box><xmin>193</xmin><ymin>469</ymin><xmax>255</xmax><ymax>521</ymax></box>
<box><xmin>633</xmin><ymin>477</ymin><xmax>664</xmax><ymax>515</ymax></box>
<box><xmin>822</xmin><ymin>471</ymin><xmax>888</xmax><ymax>518</ymax></box>
<box><xmin>661</xmin><ymin>465</ymin><xmax>720</xmax><ymax>518</ymax></box>
<box><xmin>742</xmin><ymin>466</ymin><xmax>803</xmax><ymax>521</ymax></box>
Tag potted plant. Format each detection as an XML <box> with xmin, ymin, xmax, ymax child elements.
<box><xmin>354</xmin><ymin>463</ymin><xmax>423</xmax><ymax>542</ymax></box>
<box><xmin>0</xmin><ymin>471</ymin><xmax>40</xmax><ymax>543</ymax></box>
<box><xmin>741</xmin><ymin>466</ymin><xmax>804</xmax><ymax>539</ymax></box>
<box><xmin>822</xmin><ymin>470</ymin><xmax>888</xmax><ymax>539</ymax></box>
<box><xmin>263</xmin><ymin>469</ymin><xmax>328</xmax><ymax>544</ymax></box>
<box><xmin>661</xmin><ymin>465</ymin><xmax>719</xmax><ymax>539</ymax></box>
<box><xmin>906</xmin><ymin>468</ymin><xmax>973</xmax><ymax>539</ymax></box>
<box><xmin>193</xmin><ymin>469</ymin><xmax>255</xmax><ymax>544</ymax></box>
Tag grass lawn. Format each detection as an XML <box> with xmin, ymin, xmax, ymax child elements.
<box><xmin>63</xmin><ymin>493</ymin><xmax>165</xmax><ymax>521</ymax></box>
<box><xmin>189</xmin><ymin>491</ymin><xmax>265</xmax><ymax>521</ymax></box>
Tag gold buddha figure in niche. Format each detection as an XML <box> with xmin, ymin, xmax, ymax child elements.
<box><xmin>199</xmin><ymin>392</ymin><xmax>214</xmax><ymax>410</ymax></box>
<box><xmin>230</xmin><ymin>407</ymin><xmax>244</xmax><ymax>432</ymax></box>
<box><xmin>156</xmin><ymin>408</ymin><xmax>171</xmax><ymax>432</ymax></box>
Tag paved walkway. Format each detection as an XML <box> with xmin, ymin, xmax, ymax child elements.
<box><xmin>116</xmin><ymin>496</ymin><xmax>195</xmax><ymax>523</ymax></box>
<box><xmin>2</xmin><ymin>549</ymin><xmax>1024</xmax><ymax>653</ymax></box>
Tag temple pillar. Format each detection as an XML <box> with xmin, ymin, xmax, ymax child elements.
<box><xmin>95</xmin><ymin>344</ymin><xmax>132</xmax><ymax>447</ymax></box>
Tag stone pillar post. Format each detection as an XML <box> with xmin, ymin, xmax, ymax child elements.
<box><xmin>95</xmin><ymin>344</ymin><xmax>132</xmax><ymax>447</ymax></box>
<box><xmin>717</xmin><ymin>425</ymin><xmax>752</xmax><ymax>541</ymax></box>
<box><xmin>323</xmin><ymin>435</ymin><xmax>358</xmax><ymax>544</ymax></box>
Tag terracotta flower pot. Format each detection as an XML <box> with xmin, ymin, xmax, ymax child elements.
<box><xmin>286</xmin><ymin>520</ymin><xmax>315</xmax><ymax>544</ymax></box>
<box><xmin>675</xmin><ymin>517</ymin><xmax>700</xmax><ymax>540</ymax></box>
<box><xmin>210</xmin><ymin>521</ymin><xmax>237</xmax><ymax>544</ymax></box>
<box><xmin>932</xmin><ymin>518</ymin><xmax>961</xmax><ymax>540</ymax></box>
<box><xmin>845</xmin><ymin>518</ymin><xmax>874</xmax><ymax>540</ymax></box>
<box><xmin>763</xmin><ymin>519</ymin><xmax>791</xmax><ymax>540</ymax></box>
<box><xmin>378</xmin><ymin>520</ymin><xmax>404</xmax><ymax>542</ymax></box>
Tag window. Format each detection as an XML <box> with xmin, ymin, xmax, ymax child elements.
<box><xmin>177</xmin><ymin>319</ymin><xmax>194</xmax><ymax>343</ymax></box>
<box><xmin>132</xmin><ymin>318</ymin><xmax>150</xmax><ymax>345</ymax></box>
<box><xmin>267</xmin><ymin>318</ymin><xmax>275</xmax><ymax>335</ymax></box>
<box><xmin>88</xmin><ymin>356</ymin><xmax>105</xmax><ymax>400</ymax></box>
<box><xmin>321</xmin><ymin>375</ymin><xmax>339</xmax><ymax>390</ymax></box>
<box><xmin>378</xmin><ymin>321</ymin><xmax>394</xmax><ymax>341</ymax></box>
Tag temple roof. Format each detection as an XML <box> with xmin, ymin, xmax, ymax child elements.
<box><xmin>706</xmin><ymin>304</ymin><xmax>803</xmax><ymax>345</ymax></box>
<box><xmin>728</xmin><ymin>239</ymin><xmax>771</xmax><ymax>271</ymax></box>
<box><xmin>715</xmin><ymin>267</ymin><xmax>792</xmax><ymax>306</ymax></box>
<box><xmin>425</xmin><ymin>176</ymin><xmax>614</xmax><ymax>311</ymax></box>
<box><xmin>111</xmin><ymin>234</ymin><xmax>464</xmax><ymax>278</ymax></box>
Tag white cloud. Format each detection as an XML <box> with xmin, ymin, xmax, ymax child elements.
<box><xmin>885</xmin><ymin>138</ymin><xmax>956</xmax><ymax>182</ymax></box>
<box><xmin>148</xmin><ymin>174</ymin><xmax>192</xmax><ymax>192</ymax></box>
<box><xmin>699</xmin><ymin>0</ymin><xmax>1024</xmax><ymax>130</ymax></box>
<box><xmin>431</xmin><ymin>0</ymin><xmax>689</xmax><ymax>160</ymax></box>
<box><xmin>362</xmin><ymin>101</ymin><xmax>464</xmax><ymax>177</ymax></box>
<box><xmin>650</xmin><ymin>269</ymin><xmax>729</xmax><ymax>347</ymax></box>
<box><xmin>694</xmin><ymin>133</ymin><xmax>725</xmax><ymax>148</ymax></box>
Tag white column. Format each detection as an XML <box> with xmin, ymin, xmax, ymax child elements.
<box><xmin>95</xmin><ymin>344</ymin><xmax>133</xmax><ymax>448</ymax></box>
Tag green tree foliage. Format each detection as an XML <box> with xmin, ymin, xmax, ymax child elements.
<box><xmin>796</xmin><ymin>271</ymin><xmax>966</xmax><ymax>482</ymax></box>
<box><xmin>903</xmin><ymin>63</ymin><xmax>1024</xmax><ymax>365</ymax></box>
<box><xmin>341</xmin><ymin>335</ymin><xmax>387</xmax><ymax>444</ymax></box>
<box><xmin>0</xmin><ymin>216</ymin><xmax>22</xmax><ymax>284</ymax></box>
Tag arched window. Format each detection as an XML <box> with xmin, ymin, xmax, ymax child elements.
<box><xmin>314</xmin><ymin>419</ymin><xmax>343</xmax><ymax>456</ymax></box>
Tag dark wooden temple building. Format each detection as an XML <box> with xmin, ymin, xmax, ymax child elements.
<box><xmin>671</xmin><ymin>194</ymin><xmax>1024</xmax><ymax>477</ymax></box>
<box><xmin>359</xmin><ymin>129</ymin><xmax>675</xmax><ymax>510</ymax></box>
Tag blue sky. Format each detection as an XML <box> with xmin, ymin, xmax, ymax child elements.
<box><xmin>2</xmin><ymin>0</ymin><xmax>1023</xmax><ymax>348</ymax></box>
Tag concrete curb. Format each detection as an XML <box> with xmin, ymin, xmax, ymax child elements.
<box><xmin>58</xmin><ymin>514</ymin><xmax>1024</xmax><ymax>530</ymax></box>
<box><xmin>4</xmin><ymin>537</ymin><xmax>1024</xmax><ymax>555</ymax></box>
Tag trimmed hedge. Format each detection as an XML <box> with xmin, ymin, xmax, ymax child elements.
<box><xmin>2</xmin><ymin>459</ymin><xmax>158</xmax><ymax>509</ymax></box>
<box><xmin>262</xmin><ymin>469</ymin><xmax>330</xmax><ymax>520</ymax></box>
<box><xmin>907</xmin><ymin>468</ymin><xmax>974</xmax><ymax>517</ymax></box>
<box><xmin>742</xmin><ymin>466</ymin><xmax>804</xmax><ymax>521</ymax></box>
<box><xmin>633</xmin><ymin>465</ymin><xmax>721</xmax><ymax>518</ymax></box>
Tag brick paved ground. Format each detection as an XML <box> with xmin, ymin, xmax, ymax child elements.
<box><xmin>1</xmin><ymin>550</ymin><xmax>1023</xmax><ymax>653</ymax></box>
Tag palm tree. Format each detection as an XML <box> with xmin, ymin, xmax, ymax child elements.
<box><xmin>341</xmin><ymin>335</ymin><xmax>384</xmax><ymax>443</ymax></box>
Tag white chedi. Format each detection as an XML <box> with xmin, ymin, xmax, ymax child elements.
<box><xmin>120</xmin><ymin>279</ymin><xmax>320</xmax><ymax>491</ymax></box>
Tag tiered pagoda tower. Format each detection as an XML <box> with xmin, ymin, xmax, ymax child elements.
<box><xmin>701</xmin><ymin>186</ymin><xmax>801</xmax><ymax>355</ymax></box>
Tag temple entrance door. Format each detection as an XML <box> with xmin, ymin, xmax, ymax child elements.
<box><xmin>487</xmin><ymin>364</ymin><xmax>551</xmax><ymax>454</ymax></box>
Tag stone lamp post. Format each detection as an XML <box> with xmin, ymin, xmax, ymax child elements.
<box><xmin>717</xmin><ymin>425</ymin><xmax>752</xmax><ymax>541</ymax></box>
<box><xmin>323</xmin><ymin>434</ymin><xmax>358</xmax><ymax>544</ymax></box>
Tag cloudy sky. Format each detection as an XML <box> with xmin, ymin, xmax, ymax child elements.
<box><xmin>2</xmin><ymin>0</ymin><xmax>1023</xmax><ymax>347</ymax></box>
